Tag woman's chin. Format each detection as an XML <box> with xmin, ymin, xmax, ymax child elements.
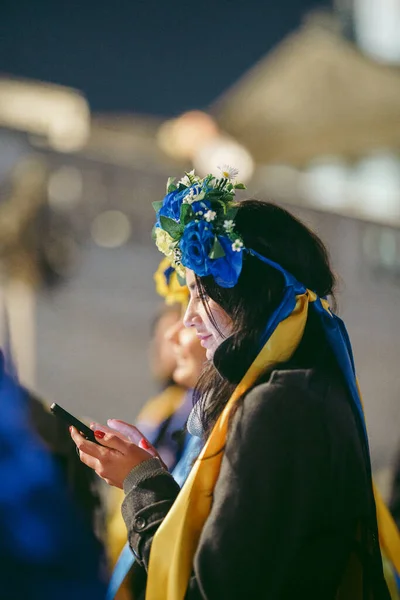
<box><xmin>205</xmin><ymin>347</ymin><xmax>215</xmax><ymax>361</ymax></box>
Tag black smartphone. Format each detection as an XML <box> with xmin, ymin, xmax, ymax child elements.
<box><xmin>50</xmin><ymin>403</ymin><xmax>100</xmax><ymax>444</ymax></box>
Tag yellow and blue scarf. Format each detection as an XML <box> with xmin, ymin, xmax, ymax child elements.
<box><xmin>145</xmin><ymin>251</ymin><xmax>400</xmax><ymax>599</ymax></box>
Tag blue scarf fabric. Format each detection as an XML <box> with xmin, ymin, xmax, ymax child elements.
<box><xmin>249</xmin><ymin>250</ymin><xmax>398</xmax><ymax>584</ymax></box>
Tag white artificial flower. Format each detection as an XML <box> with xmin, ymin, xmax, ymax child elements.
<box><xmin>155</xmin><ymin>228</ymin><xmax>174</xmax><ymax>257</ymax></box>
<box><xmin>178</xmin><ymin>169</ymin><xmax>196</xmax><ymax>186</ymax></box>
<box><xmin>223</xmin><ymin>219</ymin><xmax>234</xmax><ymax>231</ymax></box>
<box><xmin>185</xmin><ymin>185</ymin><xmax>204</xmax><ymax>205</ymax></box>
<box><xmin>204</xmin><ymin>210</ymin><xmax>217</xmax><ymax>222</ymax></box>
<box><xmin>218</xmin><ymin>164</ymin><xmax>239</xmax><ymax>181</ymax></box>
<box><xmin>173</xmin><ymin>247</ymin><xmax>182</xmax><ymax>262</ymax></box>
<box><xmin>172</xmin><ymin>253</ymin><xmax>185</xmax><ymax>279</ymax></box>
<box><xmin>185</xmin><ymin>189</ymin><xmax>196</xmax><ymax>204</ymax></box>
<box><xmin>232</xmin><ymin>239</ymin><xmax>244</xmax><ymax>252</ymax></box>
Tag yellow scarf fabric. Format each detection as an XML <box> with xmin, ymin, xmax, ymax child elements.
<box><xmin>145</xmin><ymin>290</ymin><xmax>400</xmax><ymax>599</ymax></box>
<box><xmin>106</xmin><ymin>385</ymin><xmax>185</xmax><ymax>600</ymax></box>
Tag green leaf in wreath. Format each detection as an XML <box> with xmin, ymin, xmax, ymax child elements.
<box><xmin>166</xmin><ymin>177</ymin><xmax>176</xmax><ymax>193</ymax></box>
<box><xmin>177</xmin><ymin>271</ymin><xmax>186</xmax><ymax>286</ymax></box>
<box><xmin>204</xmin><ymin>174</ymin><xmax>215</xmax><ymax>186</ymax></box>
<box><xmin>226</xmin><ymin>206</ymin><xmax>238</xmax><ymax>221</ymax></box>
<box><xmin>206</xmin><ymin>190</ymin><xmax>224</xmax><ymax>201</ymax></box>
<box><xmin>209</xmin><ymin>237</ymin><xmax>226</xmax><ymax>259</ymax></box>
<box><xmin>152</xmin><ymin>200</ymin><xmax>163</xmax><ymax>213</ymax></box>
<box><xmin>234</xmin><ymin>182</ymin><xmax>246</xmax><ymax>190</ymax></box>
<box><xmin>216</xmin><ymin>200</ymin><xmax>227</xmax><ymax>214</ymax></box>
<box><xmin>160</xmin><ymin>216</ymin><xmax>184</xmax><ymax>240</ymax></box>
<box><xmin>180</xmin><ymin>203</ymin><xmax>194</xmax><ymax>225</ymax></box>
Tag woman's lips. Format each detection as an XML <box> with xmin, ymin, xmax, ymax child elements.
<box><xmin>197</xmin><ymin>334</ymin><xmax>212</xmax><ymax>347</ymax></box>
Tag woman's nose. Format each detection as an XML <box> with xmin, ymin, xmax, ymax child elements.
<box><xmin>183</xmin><ymin>300</ymin><xmax>197</xmax><ymax>329</ymax></box>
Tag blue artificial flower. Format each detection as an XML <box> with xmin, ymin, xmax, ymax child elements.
<box><xmin>190</xmin><ymin>199</ymin><xmax>211</xmax><ymax>216</ymax></box>
<box><xmin>180</xmin><ymin>222</ymin><xmax>244</xmax><ymax>287</ymax></box>
<box><xmin>158</xmin><ymin>188</ymin><xmax>189</xmax><ymax>223</ymax></box>
<box><xmin>209</xmin><ymin>235</ymin><xmax>243</xmax><ymax>288</ymax></box>
<box><xmin>153</xmin><ymin>169</ymin><xmax>247</xmax><ymax>288</ymax></box>
<box><xmin>180</xmin><ymin>220</ymin><xmax>215</xmax><ymax>277</ymax></box>
<box><xmin>157</xmin><ymin>184</ymin><xmax>206</xmax><ymax>225</ymax></box>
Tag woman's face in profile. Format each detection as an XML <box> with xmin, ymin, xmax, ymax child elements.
<box><xmin>183</xmin><ymin>269</ymin><xmax>233</xmax><ymax>360</ymax></box>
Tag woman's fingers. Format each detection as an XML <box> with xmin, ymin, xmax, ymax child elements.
<box><xmin>71</xmin><ymin>427</ymin><xmax>105</xmax><ymax>459</ymax></box>
<box><xmin>138</xmin><ymin>436</ymin><xmax>158</xmax><ymax>458</ymax></box>
<box><xmin>107</xmin><ymin>419</ymin><xmax>163</xmax><ymax>462</ymax></box>
<box><xmin>70</xmin><ymin>428</ymin><xmax>110</xmax><ymax>474</ymax></box>
<box><xmin>107</xmin><ymin>419</ymin><xmax>145</xmax><ymax>444</ymax></box>
<box><xmin>92</xmin><ymin>429</ymin><xmax>131</xmax><ymax>454</ymax></box>
<box><xmin>90</xmin><ymin>421</ymin><xmax>130</xmax><ymax>442</ymax></box>
<box><xmin>71</xmin><ymin>427</ymin><xmax>122</xmax><ymax>483</ymax></box>
<box><xmin>91</xmin><ymin>420</ymin><xmax>159</xmax><ymax>460</ymax></box>
<box><xmin>70</xmin><ymin>425</ymin><xmax>159</xmax><ymax>488</ymax></box>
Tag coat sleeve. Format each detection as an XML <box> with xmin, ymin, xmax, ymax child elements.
<box><xmin>122</xmin><ymin>382</ymin><xmax>361</xmax><ymax>599</ymax></box>
<box><xmin>121</xmin><ymin>457</ymin><xmax>181</xmax><ymax>564</ymax></box>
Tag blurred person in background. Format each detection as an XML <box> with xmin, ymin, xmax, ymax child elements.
<box><xmin>28</xmin><ymin>387</ymin><xmax>105</xmax><ymax>544</ymax></box>
<box><xmin>159</xmin><ymin>307</ymin><xmax>206</xmax><ymax>484</ymax></box>
<box><xmin>136</xmin><ymin>303</ymin><xmax>187</xmax><ymax>470</ymax></box>
<box><xmin>72</xmin><ymin>169</ymin><xmax>400</xmax><ymax>599</ymax></box>
<box><xmin>166</xmin><ymin>313</ymin><xmax>206</xmax><ymax>401</ymax></box>
<box><xmin>106</xmin><ymin>259</ymin><xmax>205</xmax><ymax>599</ymax></box>
<box><xmin>130</xmin><ymin>258</ymin><xmax>202</xmax><ymax>470</ymax></box>
<box><xmin>0</xmin><ymin>349</ymin><xmax>107</xmax><ymax>599</ymax></box>
<box><xmin>116</xmin><ymin>293</ymin><xmax>207</xmax><ymax>600</ymax></box>
<box><xmin>129</xmin><ymin>258</ymin><xmax>195</xmax><ymax>469</ymax></box>
<box><xmin>149</xmin><ymin>304</ymin><xmax>181</xmax><ymax>387</ymax></box>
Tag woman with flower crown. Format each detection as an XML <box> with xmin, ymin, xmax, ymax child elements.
<box><xmin>71</xmin><ymin>168</ymin><xmax>399</xmax><ymax>599</ymax></box>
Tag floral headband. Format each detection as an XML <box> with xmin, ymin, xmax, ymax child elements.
<box><xmin>153</xmin><ymin>166</ymin><xmax>246</xmax><ymax>288</ymax></box>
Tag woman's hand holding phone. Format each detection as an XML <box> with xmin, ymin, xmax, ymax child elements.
<box><xmin>70</xmin><ymin>419</ymin><xmax>164</xmax><ymax>488</ymax></box>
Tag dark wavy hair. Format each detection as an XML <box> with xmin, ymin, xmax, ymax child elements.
<box><xmin>193</xmin><ymin>200</ymin><xmax>337</xmax><ymax>438</ymax></box>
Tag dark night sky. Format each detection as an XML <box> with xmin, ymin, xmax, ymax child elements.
<box><xmin>0</xmin><ymin>0</ymin><xmax>329</xmax><ymax>116</ymax></box>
